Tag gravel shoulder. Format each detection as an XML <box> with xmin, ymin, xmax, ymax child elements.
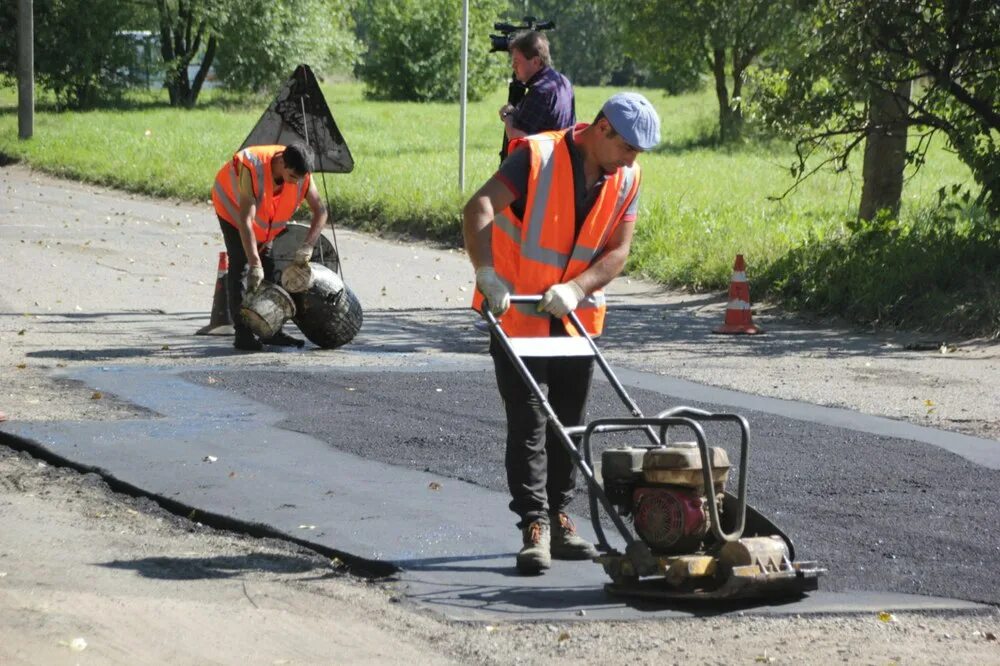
<box><xmin>1</xmin><ymin>164</ymin><xmax>998</xmax><ymax>663</ymax></box>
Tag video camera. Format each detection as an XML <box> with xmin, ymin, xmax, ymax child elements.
<box><xmin>489</xmin><ymin>16</ymin><xmax>555</xmax><ymax>54</ymax></box>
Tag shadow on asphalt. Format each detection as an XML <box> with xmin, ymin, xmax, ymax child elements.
<box><xmin>99</xmin><ymin>552</ymin><xmax>337</xmax><ymax>581</ymax></box>
<box><xmin>403</xmin><ymin>576</ymin><xmax>804</xmax><ymax>617</ymax></box>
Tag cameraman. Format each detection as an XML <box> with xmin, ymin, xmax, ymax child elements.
<box><xmin>498</xmin><ymin>31</ymin><xmax>575</xmax><ymax>147</ymax></box>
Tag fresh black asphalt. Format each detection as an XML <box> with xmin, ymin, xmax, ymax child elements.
<box><xmin>183</xmin><ymin>367</ymin><xmax>1000</xmax><ymax>606</ymax></box>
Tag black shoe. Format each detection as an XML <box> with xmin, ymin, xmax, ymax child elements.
<box><xmin>234</xmin><ymin>330</ymin><xmax>263</xmax><ymax>352</ymax></box>
<box><xmin>261</xmin><ymin>330</ymin><xmax>305</xmax><ymax>348</ymax></box>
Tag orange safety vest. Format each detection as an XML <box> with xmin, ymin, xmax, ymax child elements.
<box><xmin>473</xmin><ymin>128</ymin><xmax>641</xmax><ymax>337</ymax></box>
<box><xmin>212</xmin><ymin>145</ymin><xmax>311</xmax><ymax>244</ymax></box>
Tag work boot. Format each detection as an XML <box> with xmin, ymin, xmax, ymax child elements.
<box><xmin>261</xmin><ymin>330</ymin><xmax>305</xmax><ymax>348</ymax></box>
<box><xmin>234</xmin><ymin>328</ymin><xmax>263</xmax><ymax>352</ymax></box>
<box><xmin>516</xmin><ymin>520</ymin><xmax>551</xmax><ymax>574</ymax></box>
<box><xmin>550</xmin><ymin>513</ymin><xmax>598</xmax><ymax>560</ymax></box>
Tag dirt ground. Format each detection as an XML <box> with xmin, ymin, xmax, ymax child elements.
<box><xmin>1</xmin><ymin>165</ymin><xmax>998</xmax><ymax>664</ymax></box>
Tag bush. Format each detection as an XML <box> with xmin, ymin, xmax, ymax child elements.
<box><xmin>0</xmin><ymin>0</ymin><xmax>143</xmax><ymax>108</ymax></box>
<box><xmin>356</xmin><ymin>0</ymin><xmax>507</xmax><ymax>102</ymax></box>
<box><xmin>214</xmin><ymin>0</ymin><xmax>359</xmax><ymax>93</ymax></box>
<box><xmin>758</xmin><ymin>206</ymin><xmax>1000</xmax><ymax>337</ymax></box>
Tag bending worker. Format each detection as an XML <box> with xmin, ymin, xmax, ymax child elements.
<box><xmin>212</xmin><ymin>142</ymin><xmax>327</xmax><ymax>351</ymax></box>
<box><xmin>463</xmin><ymin>93</ymin><xmax>661</xmax><ymax>574</ymax></box>
<box><xmin>498</xmin><ymin>31</ymin><xmax>575</xmax><ymax>153</ymax></box>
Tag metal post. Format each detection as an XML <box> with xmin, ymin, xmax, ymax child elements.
<box><xmin>458</xmin><ymin>0</ymin><xmax>469</xmax><ymax>191</ymax></box>
<box><xmin>17</xmin><ymin>0</ymin><xmax>34</xmax><ymax>140</ymax></box>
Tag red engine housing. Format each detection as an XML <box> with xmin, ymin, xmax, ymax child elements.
<box><xmin>632</xmin><ymin>486</ymin><xmax>710</xmax><ymax>554</ymax></box>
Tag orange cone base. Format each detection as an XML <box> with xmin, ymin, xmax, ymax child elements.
<box><xmin>196</xmin><ymin>251</ymin><xmax>235</xmax><ymax>336</ymax></box>
<box><xmin>713</xmin><ymin>322</ymin><xmax>763</xmax><ymax>335</ymax></box>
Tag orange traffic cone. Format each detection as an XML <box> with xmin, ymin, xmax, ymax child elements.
<box><xmin>196</xmin><ymin>251</ymin><xmax>235</xmax><ymax>336</ymax></box>
<box><xmin>714</xmin><ymin>254</ymin><xmax>763</xmax><ymax>335</ymax></box>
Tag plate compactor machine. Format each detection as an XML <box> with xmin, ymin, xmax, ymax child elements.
<box><xmin>484</xmin><ymin>296</ymin><xmax>824</xmax><ymax>601</ymax></box>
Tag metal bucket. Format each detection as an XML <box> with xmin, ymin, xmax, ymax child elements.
<box><xmin>291</xmin><ymin>264</ymin><xmax>363</xmax><ymax>349</ymax></box>
<box><xmin>240</xmin><ymin>282</ymin><xmax>296</xmax><ymax>340</ymax></box>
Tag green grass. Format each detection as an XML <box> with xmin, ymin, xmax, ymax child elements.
<box><xmin>2</xmin><ymin>83</ymin><xmax>995</xmax><ymax>336</ymax></box>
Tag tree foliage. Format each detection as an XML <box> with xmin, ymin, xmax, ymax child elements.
<box><xmin>752</xmin><ymin>0</ymin><xmax>1000</xmax><ymax>216</ymax></box>
<box><xmin>0</xmin><ymin>0</ymin><xmax>145</xmax><ymax>109</ymax></box>
<box><xmin>505</xmin><ymin>3</ymin><xmax>633</xmax><ymax>87</ymax></box>
<box><xmin>356</xmin><ymin>0</ymin><xmax>508</xmax><ymax>102</ymax></box>
<box><xmin>213</xmin><ymin>0</ymin><xmax>358</xmax><ymax>93</ymax></box>
<box><xmin>624</xmin><ymin>0</ymin><xmax>807</xmax><ymax>142</ymax></box>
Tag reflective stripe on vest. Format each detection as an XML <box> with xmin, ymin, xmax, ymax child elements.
<box><xmin>473</xmin><ymin>129</ymin><xmax>640</xmax><ymax>338</ymax></box>
<box><xmin>212</xmin><ymin>145</ymin><xmax>310</xmax><ymax>243</ymax></box>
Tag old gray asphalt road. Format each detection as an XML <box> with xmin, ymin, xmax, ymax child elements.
<box><xmin>6</xmin><ymin>338</ymin><xmax>996</xmax><ymax>620</ymax></box>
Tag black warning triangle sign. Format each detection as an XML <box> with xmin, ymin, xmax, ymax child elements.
<box><xmin>240</xmin><ymin>64</ymin><xmax>354</xmax><ymax>174</ymax></box>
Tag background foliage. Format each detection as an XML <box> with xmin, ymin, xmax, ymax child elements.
<box><xmin>355</xmin><ymin>0</ymin><xmax>508</xmax><ymax>102</ymax></box>
<box><xmin>214</xmin><ymin>0</ymin><xmax>359</xmax><ymax>93</ymax></box>
<box><xmin>0</xmin><ymin>0</ymin><xmax>147</xmax><ymax>109</ymax></box>
<box><xmin>1</xmin><ymin>0</ymin><xmax>998</xmax><ymax>336</ymax></box>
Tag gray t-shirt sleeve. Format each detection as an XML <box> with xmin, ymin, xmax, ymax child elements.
<box><xmin>623</xmin><ymin>185</ymin><xmax>640</xmax><ymax>221</ymax></box>
<box><xmin>495</xmin><ymin>145</ymin><xmax>531</xmax><ymax>200</ymax></box>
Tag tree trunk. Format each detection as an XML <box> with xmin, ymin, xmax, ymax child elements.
<box><xmin>711</xmin><ymin>48</ymin><xmax>736</xmax><ymax>143</ymax></box>
<box><xmin>184</xmin><ymin>34</ymin><xmax>216</xmax><ymax>108</ymax></box>
<box><xmin>859</xmin><ymin>81</ymin><xmax>911</xmax><ymax>221</ymax></box>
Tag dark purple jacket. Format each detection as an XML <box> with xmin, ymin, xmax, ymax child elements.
<box><xmin>511</xmin><ymin>66</ymin><xmax>576</xmax><ymax>136</ymax></box>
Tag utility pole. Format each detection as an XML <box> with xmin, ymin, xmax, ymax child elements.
<box><xmin>458</xmin><ymin>0</ymin><xmax>469</xmax><ymax>191</ymax></box>
<box><xmin>17</xmin><ymin>0</ymin><xmax>34</xmax><ymax>140</ymax></box>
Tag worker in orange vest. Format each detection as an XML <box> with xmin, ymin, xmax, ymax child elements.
<box><xmin>212</xmin><ymin>142</ymin><xmax>327</xmax><ymax>351</ymax></box>
<box><xmin>463</xmin><ymin>92</ymin><xmax>661</xmax><ymax>574</ymax></box>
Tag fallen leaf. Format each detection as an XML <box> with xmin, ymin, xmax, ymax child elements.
<box><xmin>877</xmin><ymin>611</ymin><xmax>897</xmax><ymax>623</ymax></box>
<box><xmin>161</xmin><ymin>345</ymin><xmax>170</xmax><ymax>351</ymax></box>
<box><xmin>986</xmin><ymin>632</ymin><xmax>996</xmax><ymax>641</ymax></box>
<box><xmin>428</xmin><ymin>481</ymin><xmax>442</xmax><ymax>491</ymax></box>
<box><xmin>924</xmin><ymin>399</ymin><xmax>935</xmax><ymax>407</ymax></box>
<box><xmin>17</xmin><ymin>329</ymin><xmax>25</xmax><ymax>336</ymax></box>
<box><xmin>15</xmin><ymin>363</ymin><xmax>26</xmax><ymax>369</ymax></box>
<box><xmin>228</xmin><ymin>471</ymin><xmax>236</xmax><ymax>478</ymax></box>
<box><xmin>558</xmin><ymin>631</ymin><xmax>570</xmax><ymax>642</ymax></box>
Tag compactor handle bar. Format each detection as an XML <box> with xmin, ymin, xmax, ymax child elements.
<box><xmin>482</xmin><ymin>296</ymin><xmax>658</xmax><ymax>446</ymax></box>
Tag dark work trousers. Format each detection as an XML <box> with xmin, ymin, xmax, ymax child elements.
<box><xmin>218</xmin><ymin>218</ymin><xmax>274</xmax><ymax>337</ymax></box>
<box><xmin>489</xmin><ymin>335</ymin><xmax>595</xmax><ymax>529</ymax></box>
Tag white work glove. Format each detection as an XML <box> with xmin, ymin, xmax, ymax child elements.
<box><xmin>475</xmin><ymin>266</ymin><xmax>510</xmax><ymax>316</ymax></box>
<box><xmin>538</xmin><ymin>281</ymin><xmax>585</xmax><ymax>318</ymax></box>
<box><xmin>246</xmin><ymin>264</ymin><xmax>265</xmax><ymax>293</ymax></box>
<box><xmin>293</xmin><ymin>243</ymin><xmax>313</xmax><ymax>265</ymax></box>
<box><xmin>281</xmin><ymin>262</ymin><xmax>313</xmax><ymax>293</ymax></box>
<box><xmin>282</xmin><ymin>243</ymin><xmax>315</xmax><ymax>293</ymax></box>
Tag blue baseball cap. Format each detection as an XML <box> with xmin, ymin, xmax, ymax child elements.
<box><xmin>601</xmin><ymin>92</ymin><xmax>661</xmax><ymax>151</ymax></box>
